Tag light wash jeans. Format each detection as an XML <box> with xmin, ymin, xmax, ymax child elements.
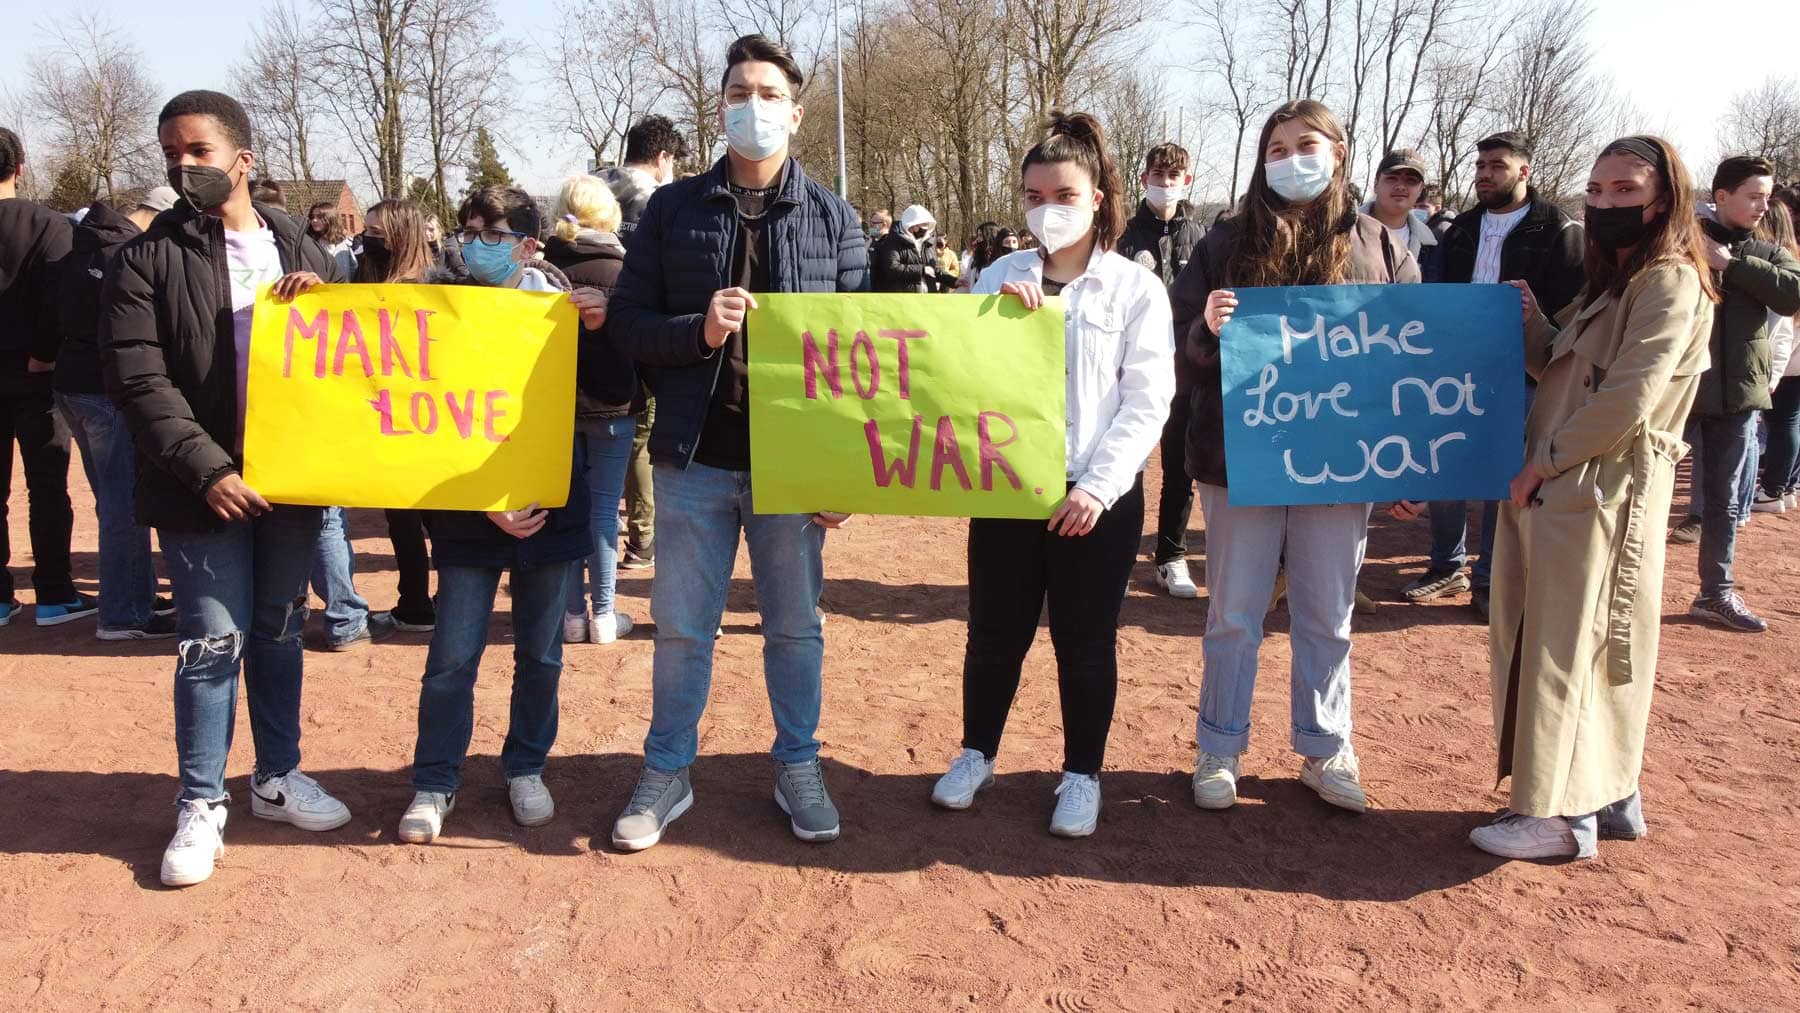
<box><xmin>1195</xmin><ymin>484</ymin><xmax>1369</xmax><ymax>759</ymax></box>
<box><xmin>56</xmin><ymin>392</ymin><xmax>157</xmax><ymax>629</ymax></box>
<box><xmin>160</xmin><ymin>505</ymin><xmax>323</xmax><ymax>800</ymax></box>
<box><xmin>565</xmin><ymin>415</ymin><xmax>638</xmax><ymax>619</ymax></box>
<box><xmin>310</xmin><ymin>506</ymin><xmax>370</xmax><ymax>646</ymax></box>
<box><xmin>642</xmin><ymin>461</ymin><xmax>825</xmax><ymax>772</ymax></box>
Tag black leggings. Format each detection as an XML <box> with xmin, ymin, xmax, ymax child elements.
<box><xmin>961</xmin><ymin>478</ymin><xmax>1144</xmax><ymax>775</ymax></box>
<box><xmin>385</xmin><ymin>509</ymin><xmax>433</xmax><ymax>621</ymax></box>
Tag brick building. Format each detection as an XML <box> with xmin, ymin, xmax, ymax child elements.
<box><xmin>264</xmin><ymin>179</ymin><xmax>363</xmax><ymax>237</ymax></box>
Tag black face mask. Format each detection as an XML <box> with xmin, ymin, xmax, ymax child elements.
<box><xmin>168</xmin><ymin>163</ymin><xmax>240</xmax><ymax>213</ymax></box>
<box><xmin>359</xmin><ymin>234</ymin><xmax>391</xmax><ymax>277</ymax></box>
<box><xmin>1585</xmin><ymin>203</ymin><xmax>1654</xmax><ymax>252</ymax></box>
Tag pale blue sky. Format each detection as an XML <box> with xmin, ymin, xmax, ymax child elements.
<box><xmin>0</xmin><ymin>0</ymin><xmax>1791</xmax><ymax>199</ymax></box>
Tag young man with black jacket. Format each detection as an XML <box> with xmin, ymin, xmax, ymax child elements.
<box><xmin>1685</xmin><ymin>156</ymin><xmax>1800</xmax><ymax>633</ymax></box>
<box><xmin>1117</xmin><ymin>142</ymin><xmax>1204</xmax><ymax>598</ymax></box>
<box><xmin>55</xmin><ymin>186</ymin><xmax>182</xmax><ymax>640</ymax></box>
<box><xmin>101</xmin><ymin>91</ymin><xmax>349</xmax><ymax>887</ymax></box>
<box><xmin>607</xmin><ymin>34</ymin><xmax>868</xmax><ymax>852</ymax></box>
<box><xmin>1408</xmin><ymin>131</ymin><xmax>1583</xmax><ymax>620</ymax></box>
<box><xmin>0</xmin><ymin>126</ymin><xmax>87</xmax><ymax>629</ymax></box>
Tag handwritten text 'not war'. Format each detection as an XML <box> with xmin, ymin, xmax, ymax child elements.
<box><xmin>801</xmin><ymin>329</ymin><xmax>1031</xmax><ymax>494</ymax></box>
<box><xmin>281</xmin><ymin>307</ymin><xmax>512</xmax><ymax>442</ymax></box>
<box><xmin>1245</xmin><ymin>313</ymin><xmax>1486</xmax><ymax>485</ymax></box>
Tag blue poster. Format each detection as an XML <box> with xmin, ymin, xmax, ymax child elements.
<box><xmin>1219</xmin><ymin>284</ymin><xmax>1526</xmax><ymax>506</ymax></box>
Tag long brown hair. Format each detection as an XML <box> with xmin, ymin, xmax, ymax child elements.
<box><xmin>1020</xmin><ymin>110</ymin><xmax>1126</xmax><ymax>252</ymax></box>
<box><xmin>354</xmin><ymin>199</ymin><xmax>434</xmax><ymax>284</ymax></box>
<box><xmin>1581</xmin><ymin>135</ymin><xmax>1719</xmax><ymax>305</ymax></box>
<box><xmin>1227</xmin><ymin>100</ymin><xmax>1356</xmax><ymax>288</ymax></box>
<box><xmin>1756</xmin><ymin>200</ymin><xmax>1798</xmax><ymax>258</ymax></box>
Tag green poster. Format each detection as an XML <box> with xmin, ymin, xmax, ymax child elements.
<box><xmin>748</xmin><ymin>293</ymin><xmax>1068</xmax><ymax>519</ymax></box>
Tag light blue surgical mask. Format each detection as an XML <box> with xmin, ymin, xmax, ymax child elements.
<box><xmin>724</xmin><ymin>97</ymin><xmax>792</xmax><ymax>161</ymax></box>
<box><xmin>463</xmin><ymin>237</ymin><xmax>520</xmax><ymax>285</ymax></box>
<box><xmin>1265</xmin><ymin>151</ymin><xmax>1335</xmax><ymax>204</ymax></box>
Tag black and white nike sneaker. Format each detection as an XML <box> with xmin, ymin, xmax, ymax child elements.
<box><xmin>249</xmin><ymin>769</ymin><xmax>353</xmax><ymax>831</ymax></box>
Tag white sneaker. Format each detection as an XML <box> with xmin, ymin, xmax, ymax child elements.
<box><xmin>1751</xmin><ymin>492</ymin><xmax>1788</xmax><ymax>514</ymax></box>
<box><xmin>563</xmin><ymin>610</ymin><xmax>590</xmax><ymax>644</ymax></box>
<box><xmin>1049</xmin><ymin>772</ymin><xmax>1100</xmax><ymax>837</ymax></box>
<box><xmin>1300</xmin><ymin>750</ymin><xmax>1367</xmax><ymax>813</ymax></box>
<box><xmin>509</xmin><ymin>774</ymin><xmax>556</xmax><ymax>827</ymax></box>
<box><xmin>160</xmin><ymin>798</ymin><xmax>228</xmax><ymax>887</ymax></box>
<box><xmin>1784</xmin><ymin>492</ymin><xmax>1798</xmax><ymax>510</ymax></box>
<box><xmin>398</xmin><ymin>791</ymin><xmax>455</xmax><ymax>844</ymax></box>
<box><xmin>1155</xmin><ymin>560</ymin><xmax>1200</xmax><ymax>599</ymax></box>
<box><xmin>590</xmin><ymin>611</ymin><xmax>634</xmax><ymax>645</ymax></box>
<box><xmin>930</xmin><ymin>748</ymin><xmax>995</xmax><ymax>810</ymax></box>
<box><xmin>249</xmin><ymin>770</ymin><xmax>352</xmax><ymax>831</ymax></box>
<box><xmin>1192</xmin><ymin>751</ymin><xmax>1241</xmax><ymax>810</ymax></box>
<box><xmin>1469</xmin><ymin>811</ymin><xmax>1581</xmax><ymax>859</ymax></box>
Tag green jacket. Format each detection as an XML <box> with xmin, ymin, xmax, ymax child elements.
<box><xmin>1693</xmin><ymin>230</ymin><xmax>1800</xmax><ymax>416</ymax></box>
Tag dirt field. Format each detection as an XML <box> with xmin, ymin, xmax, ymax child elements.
<box><xmin>2</xmin><ymin>453</ymin><xmax>1797</xmax><ymax>1011</ymax></box>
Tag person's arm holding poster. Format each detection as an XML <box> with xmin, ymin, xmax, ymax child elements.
<box><xmin>1073</xmin><ymin>277</ymin><xmax>1175</xmax><ymax>514</ymax></box>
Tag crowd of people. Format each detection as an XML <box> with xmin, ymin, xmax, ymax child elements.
<box><xmin>1</xmin><ymin>31</ymin><xmax>1797</xmax><ymax>888</ymax></box>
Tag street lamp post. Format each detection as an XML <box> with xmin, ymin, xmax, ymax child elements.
<box><xmin>834</xmin><ymin>1</ymin><xmax>848</xmax><ymax>200</ymax></box>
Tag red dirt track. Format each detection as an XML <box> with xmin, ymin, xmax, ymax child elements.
<box><xmin>3</xmin><ymin>454</ymin><xmax>1798</xmax><ymax>1009</ymax></box>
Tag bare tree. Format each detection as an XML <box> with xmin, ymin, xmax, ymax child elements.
<box><xmin>1005</xmin><ymin>0</ymin><xmax>1150</xmax><ymax>125</ymax></box>
<box><xmin>1266</xmin><ymin>0</ymin><xmax>1336</xmax><ymax>102</ymax></box>
<box><xmin>1496</xmin><ymin>0</ymin><xmax>1612</xmax><ymax>201</ymax></box>
<box><xmin>638</xmin><ymin>0</ymin><xmax>727</xmax><ymax>170</ymax></box>
<box><xmin>905</xmin><ymin>0</ymin><xmax>1003</xmax><ymax>237</ymax></box>
<box><xmin>1097</xmin><ymin>69</ymin><xmax>1165</xmax><ymax>209</ymax></box>
<box><xmin>1190</xmin><ymin>0</ymin><xmax>1263</xmax><ymax>203</ymax></box>
<box><xmin>547</xmin><ymin>0</ymin><xmax>669</xmax><ymax>168</ymax></box>
<box><xmin>707</xmin><ymin>0</ymin><xmax>834</xmax><ymax>107</ymax></box>
<box><xmin>26</xmin><ymin>14</ymin><xmax>159</xmax><ymax>200</ymax></box>
<box><xmin>413</xmin><ymin>0</ymin><xmax>508</xmax><ymax>223</ymax></box>
<box><xmin>1720</xmin><ymin>76</ymin><xmax>1800</xmax><ymax>182</ymax></box>
<box><xmin>233</xmin><ymin>1</ymin><xmax>323</xmax><ymax>182</ymax></box>
<box><xmin>313</xmin><ymin>0</ymin><xmax>423</xmax><ymax>199</ymax></box>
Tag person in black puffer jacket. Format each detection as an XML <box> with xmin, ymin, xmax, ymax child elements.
<box><xmin>871</xmin><ymin>204</ymin><xmax>945</xmax><ymax>293</ymax></box>
<box><xmin>398</xmin><ymin>182</ymin><xmax>611</xmax><ymax>846</ymax></box>
<box><xmin>544</xmin><ymin>174</ymin><xmax>641</xmax><ymax>646</ymax></box>
<box><xmin>54</xmin><ymin>186</ymin><xmax>180</xmax><ymax>638</ymax></box>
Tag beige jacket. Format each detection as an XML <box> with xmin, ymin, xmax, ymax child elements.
<box><xmin>1488</xmin><ymin>260</ymin><xmax>1713</xmax><ymax>817</ymax></box>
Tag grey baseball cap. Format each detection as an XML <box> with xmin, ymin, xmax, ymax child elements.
<box><xmin>137</xmin><ymin>186</ymin><xmax>180</xmax><ymax>213</ymax></box>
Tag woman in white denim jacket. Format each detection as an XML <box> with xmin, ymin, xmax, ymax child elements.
<box><xmin>929</xmin><ymin>111</ymin><xmax>1175</xmax><ymax>839</ymax></box>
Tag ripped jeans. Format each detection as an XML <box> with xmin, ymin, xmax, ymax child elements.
<box><xmin>160</xmin><ymin>505</ymin><xmax>324</xmax><ymax>801</ymax></box>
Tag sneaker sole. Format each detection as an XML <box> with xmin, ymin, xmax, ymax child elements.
<box><xmin>1468</xmin><ymin>833</ymin><xmax>1581</xmax><ymax>861</ymax></box>
<box><xmin>398</xmin><ymin>799</ymin><xmax>454</xmax><ymax>844</ymax></box>
<box><xmin>1192</xmin><ymin>783</ymin><xmax>1238</xmax><ymax>810</ymax></box>
<box><xmin>1155</xmin><ymin>575</ymin><xmax>1200</xmax><ymax>599</ymax></box>
<box><xmin>323</xmin><ymin>639</ymin><xmax>370</xmax><ymax>653</ymax></box>
<box><xmin>773</xmin><ymin>786</ymin><xmax>840</xmax><ymax>842</ymax></box>
<box><xmin>96</xmin><ymin>627</ymin><xmax>179</xmax><ymax>641</ymax></box>
<box><xmin>1300</xmin><ymin>771</ymin><xmax>1367</xmax><ymax>813</ymax></box>
<box><xmin>250</xmin><ymin>795</ymin><xmax>353</xmax><ymax>832</ymax></box>
<box><xmin>612</xmin><ymin>790</ymin><xmax>693</xmax><ymax>851</ymax></box>
<box><xmin>1688</xmin><ymin>604</ymin><xmax>1767</xmax><ymax>633</ymax></box>
<box><xmin>392</xmin><ymin>622</ymin><xmax>436</xmax><ymax>633</ymax></box>
<box><xmin>512</xmin><ymin>799</ymin><xmax>556</xmax><ymax>828</ymax></box>
<box><xmin>35</xmin><ymin>610</ymin><xmax>98</xmax><ymax>627</ymax></box>
<box><xmin>930</xmin><ymin>774</ymin><xmax>995</xmax><ymax>811</ymax></box>
<box><xmin>1402</xmin><ymin>579</ymin><xmax>1471</xmax><ymax>603</ymax></box>
<box><xmin>160</xmin><ymin>843</ymin><xmax>223</xmax><ymax>887</ymax></box>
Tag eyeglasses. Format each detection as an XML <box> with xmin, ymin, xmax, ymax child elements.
<box><xmin>723</xmin><ymin>93</ymin><xmax>793</xmax><ymax>111</ymax></box>
<box><xmin>458</xmin><ymin>228</ymin><xmax>528</xmax><ymax>246</ymax></box>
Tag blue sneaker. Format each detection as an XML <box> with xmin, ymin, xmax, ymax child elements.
<box><xmin>0</xmin><ymin>600</ymin><xmax>23</xmax><ymax>627</ymax></box>
<box><xmin>35</xmin><ymin>594</ymin><xmax>99</xmax><ymax>627</ymax></box>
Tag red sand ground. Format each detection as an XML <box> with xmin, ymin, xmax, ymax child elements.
<box><xmin>3</xmin><ymin>455</ymin><xmax>1798</xmax><ymax>1010</ymax></box>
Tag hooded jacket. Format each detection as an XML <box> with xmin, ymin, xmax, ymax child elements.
<box><xmin>1690</xmin><ymin>204</ymin><xmax>1800</xmax><ymax>416</ymax></box>
<box><xmin>100</xmin><ymin>202</ymin><xmax>341</xmax><ymax>532</ymax></box>
<box><xmin>598</xmin><ymin>165</ymin><xmax>659</xmax><ymax>243</ymax></box>
<box><xmin>871</xmin><ymin>226</ymin><xmax>939</xmax><ymax>293</ymax></box>
<box><xmin>54</xmin><ymin>199</ymin><xmax>141</xmax><ymax>395</ymax></box>
<box><xmin>1440</xmin><ymin>191</ymin><xmax>1585</xmax><ymax>319</ymax></box>
<box><xmin>543</xmin><ymin>229</ymin><xmax>641</xmax><ymax>419</ymax></box>
<box><xmin>0</xmin><ymin>196</ymin><xmax>73</xmax><ymax>368</ymax></box>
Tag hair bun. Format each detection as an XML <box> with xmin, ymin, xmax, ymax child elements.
<box><xmin>1046</xmin><ymin>110</ymin><xmax>1103</xmax><ymax>147</ymax></box>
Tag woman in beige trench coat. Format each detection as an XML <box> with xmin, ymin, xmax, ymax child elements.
<box><xmin>1471</xmin><ymin>136</ymin><xmax>1719</xmax><ymax>861</ymax></box>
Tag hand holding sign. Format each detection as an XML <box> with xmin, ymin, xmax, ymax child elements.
<box><xmin>1000</xmin><ymin>280</ymin><xmax>1047</xmax><ymax>311</ymax></box>
<box><xmin>205</xmin><ymin>473</ymin><xmax>272</xmax><ymax>522</ymax></box>
<box><xmin>569</xmin><ymin>287</ymin><xmax>608</xmax><ymax>330</ymax></box>
<box><xmin>272</xmin><ymin>271</ymin><xmax>326</xmax><ymax>302</ymax></box>
<box><xmin>1204</xmin><ymin>289</ymin><xmax>1239</xmax><ymax>333</ymax></box>
<box><xmin>1505</xmin><ymin>280</ymin><xmax>1538</xmax><ymax>324</ymax></box>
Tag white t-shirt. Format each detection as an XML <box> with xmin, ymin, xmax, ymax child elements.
<box><xmin>224</xmin><ymin>221</ymin><xmax>283</xmax><ymax>442</ymax></box>
<box><xmin>1474</xmin><ymin>203</ymin><xmax>1530</xmax><ymax>284</ymax></box>
<box><xmin>1386</xmin><ymin>224</ymin><xmax>1410</xmax><ymax>257</ymax></box>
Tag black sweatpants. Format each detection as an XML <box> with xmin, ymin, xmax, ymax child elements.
<box><xmin>385</xmin><ymin>509</ymin><xmax>434</xmax><ymax>622</ymax></box>
<box><xmin>0</xmin><ymin>373</ymin><xmax>76</xmax><ymax>604</ymax></box>
<box><xmin>961</xmin><ymin>478</ymin><xmax>1144</xmax><ymax>775</ymax></box>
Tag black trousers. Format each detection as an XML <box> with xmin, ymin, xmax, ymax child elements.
<box><xmin>1154</xmin><ymin>385</ymin><xmax>1196</xmax><ymax>564</ymax></box>
<box><xmin>961</xmin><ymin>478</ymin><xmax>1144</xmax><ymax>775</ymax></box>
<box><xmin>0</xmin><ymin>373</ymin><xmax>76</xmax><ymax>603</ymax></box>
<box><xmin>385</xmin><ymin>509</ymin><xmax>434</xmax><ymax>621</ymax></box>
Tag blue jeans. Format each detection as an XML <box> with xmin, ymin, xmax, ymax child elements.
<box><xmin>643</xmin><ymin>462</ymin><xmax>826</xmax><ymax>772</ymax></box>
<box><xmin>1195</xmin><ymin>485</ymin><xmax>1368</xmax><ymax>758</ymax></box>
<box><xmin>412</xmin><ymin>560</ymin><xmax>571</xmax><ymax>792</ymax></box>
<box><xmin>160</xmin><ymin>505</ymin><xmax>324</xmax><ymax>801</ymax></box>
<box><xmin>310</xmin><ymin>506</ymin><xmax>369</xmax><ymax>645</ymax></box>
<box><xmin>1764</xmin><ymin>376</ymin><xmax>1800</xmax><ymax>496</ymax></box>
<box><xmin>1695</xmin><ymin>411</ymin><xmax>1754</xmax><ymax>598</ymax></box>
<box><xmin>1424</xmin><ymin>500</ymin><xmax>1498</xmax><ymax>589</ymax></box>
<box><xmin>56</xmin><ymin>392</ymin><xmax>156</xmax><ymax>629</ymax></box>
<box><xmin>565</xmin><ymin>415</ymin><xmax>638</xmax><ymax>618</ymax></box>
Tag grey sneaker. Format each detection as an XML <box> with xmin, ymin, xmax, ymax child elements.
<box><xmin>1668</xmin><ymin>515</ymin><xmax>1702</xmax><ymax>544</ymax></box>
<box><xmin>611</xmin><ymin>766</ymin><xmax>692</xmax><ymax>851</ymax></box>
<box><xmin>774</xmin><ymin>759</ymin><xmax>840</xmax><ymax>842</ymax></box>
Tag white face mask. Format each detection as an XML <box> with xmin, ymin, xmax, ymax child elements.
<box><xmin>1026</xmin><ymin>203</ymin><xmax>1094</xmax><ymax>255</ymax></box>
<box><xmin>1144</xmin><ymin>183</ymin><xmax>1183</xmax><ymax>216</ymax></box>
<box><xmin>1265</xmin><ymin>151</ymin><xmax>1335</xmax><ymax>203</ymax></box>
<box><xmin>724</xmin><ymin>98</ymin><xmax>792</xmax><ymax>162</ymax></box>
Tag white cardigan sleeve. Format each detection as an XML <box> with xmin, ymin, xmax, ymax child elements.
<box><xmin>1074</xmin><ymin>275</ymin><xmax>1176</xmax><ymax>508</ymax></box>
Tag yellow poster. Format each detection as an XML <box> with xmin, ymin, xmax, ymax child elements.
<box><xmin>241</xmin><ymin>283</ymin><xmax>578</xmax><ymax>510</ymax></box>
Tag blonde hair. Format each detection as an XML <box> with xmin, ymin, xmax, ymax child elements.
<box><xmin>552</xmin><ymin>174</ymin><xmax>622</xmax><ymax>241</ymax></box>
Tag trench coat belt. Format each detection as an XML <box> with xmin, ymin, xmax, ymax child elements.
<box><xmin>1604</xmin><ymin>426</ymin><xmax>1689</xmax><ymax>683</ymax></box>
